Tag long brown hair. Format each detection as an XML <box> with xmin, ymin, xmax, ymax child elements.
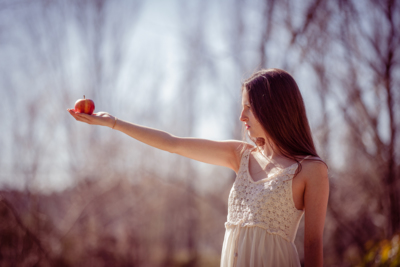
<box><xmin>241</xmin><ymin>68</ymin><xmax>325</xmax><ymax>174</ymax></box>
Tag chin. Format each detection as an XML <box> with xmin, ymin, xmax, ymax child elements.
<box><xmin>248</xmin><ymin>132</ymin><xmax>264</xmax><ymax>142</ymax></box>
<box><xmin>247</xmin><ymin>132</ymin><xmax>258</xmax><ymax>139</ymax></box>
<box><xmin>247</xmin><ymin>130</ymin><xmax>257</xmax><ymax>137</ymax></box>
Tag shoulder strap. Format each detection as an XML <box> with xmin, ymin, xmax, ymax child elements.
<box><xmin>299</xmin><ymin>155</ymin><xmax>311</xmax><ymax>163</ymax></box>
<box><xmin>238</xmin><ymin>146</ymin><xmax>255</xmax><ymax>171</ymax></box>
<box><xmin>299</xmin><ymin>156</ymin><xmax>328</xmax><ymax>169</ymax></box>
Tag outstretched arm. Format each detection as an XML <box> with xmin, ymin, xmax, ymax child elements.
<box><xmin>67</xmin><ymin>109</ymin><xmax>250</xmax><ymax>172</ymax></box>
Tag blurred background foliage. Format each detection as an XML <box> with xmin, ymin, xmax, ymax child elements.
<box><xmin>0</xmin><ymin>0</ymin><xmax>399</xmax><ymax>266</ymax></box>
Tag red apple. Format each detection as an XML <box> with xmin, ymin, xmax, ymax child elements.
<box><xmin>74</xmin><ymin>95</ymin><xmax>95</xmax><ymax>115</ymax></box>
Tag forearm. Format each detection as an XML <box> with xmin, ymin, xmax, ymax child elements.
<box><xmin>112</xmin><ymin>118</ymin><xmax>177</xmax><ymax>153</ymax></box>
<box><xmin>304</xmin><ymin>239</ymin><xmax>323</xmax><ymax>267</ymax></box>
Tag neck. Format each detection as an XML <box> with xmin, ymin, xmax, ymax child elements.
<box><xmin>260</xmin><ymin>141</ymin><xmax>283</xmax><ymax>159</ymax></box>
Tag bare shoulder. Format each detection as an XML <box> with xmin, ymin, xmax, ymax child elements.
<box><xmin>224</xmin><ymin>140</ymin><xmax>253</xmax><ymax>156</ymax></box>
<box><xmin>300</xmin><ymin>157</ymin><xmax>329</xmax><ymax>186</ymax></box>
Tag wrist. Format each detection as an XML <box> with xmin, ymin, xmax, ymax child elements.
<box><xmin>111</xmin><ymin>117</ymin><xmax>118</xmax><ymax>129</ymax></box>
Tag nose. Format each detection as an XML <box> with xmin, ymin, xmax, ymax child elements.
<box><xmin>239</xmin><ymin>108</ymin><xmax>247</xmax><ymax>122</ymax></box>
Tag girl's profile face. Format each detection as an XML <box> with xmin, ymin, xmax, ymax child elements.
<box><xmin>239</xmin><ymin>89</ymin><xmax>266</xmax><ymax>139</ymax></box>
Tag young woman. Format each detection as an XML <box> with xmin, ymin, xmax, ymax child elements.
<box><xmin>68</xmin><ymin>68</ymin><xmax>329</xmax><ymax>267</ymax></box>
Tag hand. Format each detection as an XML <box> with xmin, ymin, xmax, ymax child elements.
<box><xmin>67</xmin><ymin>109</ymin><xmax>116</xmax><ymax>128</ymax></box>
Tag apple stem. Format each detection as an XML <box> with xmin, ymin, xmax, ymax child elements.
<box><xmin>84</xmin><ymin>95</ymin><xmax>85</xmax><ymax>99</ymax></box>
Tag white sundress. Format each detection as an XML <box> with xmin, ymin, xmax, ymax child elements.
<box><xmin>220</xmin><ymin>146</ymin><xmax>310</xmax><ymax>267</ymax></box>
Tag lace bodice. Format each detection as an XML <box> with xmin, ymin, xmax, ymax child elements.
<box><xmin>225</xmin><ymin>147</ymin><xmax>307</xmax><ymax>243</ymax></box>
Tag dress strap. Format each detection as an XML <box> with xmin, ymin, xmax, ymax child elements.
<box><xmin>299</xmin><ymin>155</ymin><xmax>311</xmax><ymax>163</ymax></box>
<box><xmin>244</xmin><ymin>146</ymin><xmax>256</xmax><ymax>158</ymax></box>
<box><xmin>238</xmin><ymin>146</ymin><xmax>254</xmax><ymax>172</ymax></box>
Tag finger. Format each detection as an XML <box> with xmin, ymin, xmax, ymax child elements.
<box><xmin>80</xmin><ymin>118</ymin><xmax>92</xmax><ymax>124</ymax></box>
<box><xmin>76</xmin><ymin>113</ymin><xmax>93</xmax><ymax>120</ymax></box>
<box><xmin>73</xmin><ymin>115</ymin><xmax>90</xmax><ymax>123</ymax></box>
<box><xmin>67</xmin><ymin>109</ymin><xmax>79</xmax><ymax>118</ymax></box>
<box><xmin>68</xmin><ymin>111</ymin><xmax>81</xmax><ymax>121</ymax></box>
<box><xmin>78</xmin><ymin>113</ymin><xmax>95</xmax><ymax>124</ymax></box>
<box><xmin>67</xmin><ymin>110</ymin><xmax>78</xmax><ymax>119</ymax></box>
<box><xmin>68</xmin><ymin>110</ymin><xmax>86</xmax><ymax>122</ymax></box>
<box><xmin>67</xmin><ymin>109</ymin><xmax>96</xmax><ymax>124</ymax></box>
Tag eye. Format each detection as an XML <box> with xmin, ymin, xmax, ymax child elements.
<box><xmin>241</xmin><ymin>104</ymin><xmax>251</xmax><ymax>111</ymax></box>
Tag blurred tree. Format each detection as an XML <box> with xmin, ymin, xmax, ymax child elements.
<box><xmin>286</xmin><ymin>0</ymin><xmax>400</xmax><ymax>265</ymax></box>
<box><xmin>0</xmin><ymin>0</ymin><xmax>399</xmax><ymax>266</ymax></box>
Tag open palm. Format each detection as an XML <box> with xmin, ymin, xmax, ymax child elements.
<box><xmin>67</xmin><ymin>109</ymin><xmax>115</xmax><ymax>128</ymax></box>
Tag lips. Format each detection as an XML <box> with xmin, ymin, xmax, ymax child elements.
<box><xmin>245</xmin><ymin>124</ymin><xmax>250</xmax><ymax>129</ymax></box>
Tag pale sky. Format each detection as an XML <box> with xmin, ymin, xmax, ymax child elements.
<box><xmin>0</xmin><ymin>0</ymin><xmax>388</xmax><ymax>192</ymax></box>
